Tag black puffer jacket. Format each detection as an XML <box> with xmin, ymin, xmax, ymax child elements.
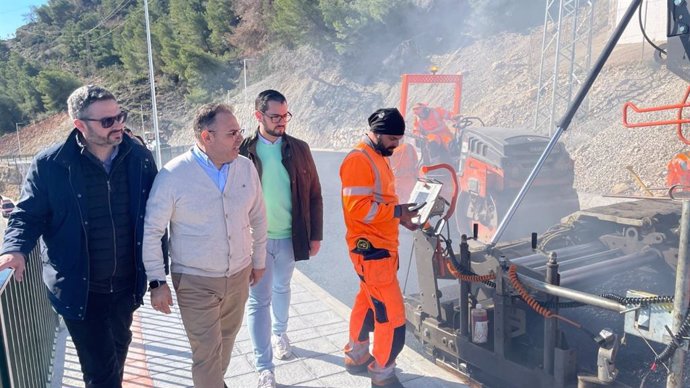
<box><xmin>1</xmin><ymin>130</ymin><xmax>168</xmax><ymax>320</ymax></box>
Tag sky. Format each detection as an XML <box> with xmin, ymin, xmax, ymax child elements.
<box><xmin>0</xmin><ymin>1</ymin><xmax>48</xmax><ymax>39</ymax></box>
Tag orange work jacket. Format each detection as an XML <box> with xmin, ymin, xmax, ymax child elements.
<box><xmin>413</xmin><ymin>107</ymin><xmax>453</xmax><ymax>144</ymax></box>
<box><xmin>340</xmin><ymin>138</ymin><xmax>400</xmax><ymax>253</ymax></box>
<box><xmin>668</xmin><ymin>152</ymin><xmax>690</xmax><ymax>188</ymax></box>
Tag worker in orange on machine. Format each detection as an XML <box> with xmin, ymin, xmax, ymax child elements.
<box><xmin>389</xmin><ymin>136</ymin><xmax>419</xmax><ymax>203</ymax></box>
<box><xmin>411</xmin><ymin>102</ymin><xmax>454</xmax><ymax>160</ymax></box>
<box><xmin>667</xmin><ymin>152</ymin><xmax>690</xmax><ymax>189</ymax></box>
<box><xmin>340</xmin><ymin>108</ymin><xmax>419</xmax><ymax>388</ymax></box>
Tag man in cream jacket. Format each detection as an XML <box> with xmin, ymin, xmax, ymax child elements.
<box><xmin>143</xmin><ymin>103</ymin><xmax>267</xmax><ymax>388</ymax></box>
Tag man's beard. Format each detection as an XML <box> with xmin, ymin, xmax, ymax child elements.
<box><xmin>374</xmin><ymin>139</ymin><xmax>395</xmax><ymax>156</ymax></box>
<box><xmin>265</xmin><ymin>125</ymin><xmax>285</xmax><ymax>138</ymax></box>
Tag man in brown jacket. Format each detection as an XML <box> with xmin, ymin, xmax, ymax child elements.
<box><xmin>239</xmin><ymin>89</ymin><xmax>323</xmax><ymax>388</ymax></box>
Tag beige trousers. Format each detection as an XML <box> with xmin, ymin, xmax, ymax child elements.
<box><xmin>172</xmin><ymin>265</ymin><xmax>252</xmax><ymax>388</ymax></box>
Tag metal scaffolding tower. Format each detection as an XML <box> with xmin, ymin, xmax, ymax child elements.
<box><xmin>533</xmin><ymin>0</ymin><xmax>595</xmax><ymax>135</ymax></box>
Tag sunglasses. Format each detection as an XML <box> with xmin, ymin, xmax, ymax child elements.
<box><xmin>80</xmin><ymin>110</ymin><xmax>128</xmax><ymax>129</ymax></box>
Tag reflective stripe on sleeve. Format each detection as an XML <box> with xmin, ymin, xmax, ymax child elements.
<box><xmin>364</xmin><ymin>202</ymin><xmax>379</xmax><ymax>223</ymax></box>
<box><xmin>343</xmin><ymin>186</ymin><xmax>374</xmax><ymax>196</ymax></box>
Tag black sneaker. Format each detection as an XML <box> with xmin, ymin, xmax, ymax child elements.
<box><xmin>371</xmin><ymin>375</ymin><xmax>404</xmax><ymax>388</ymax></box>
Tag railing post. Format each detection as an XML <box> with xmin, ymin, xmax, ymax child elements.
<box><xmin>0</xmin><ymin>248</ymin><xmax>59</xmax><ymax>388</ymax></box>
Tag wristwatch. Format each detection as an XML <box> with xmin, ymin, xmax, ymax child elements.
<box><xmin>148</xmin><ymin>280</ymin><xmax>167</xmax><ymax>290</ymax></box>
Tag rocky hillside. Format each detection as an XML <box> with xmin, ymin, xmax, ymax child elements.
<box><xmin>216</xmin><ymin>27</ymin><xmax>686</xmax><ymax>199</ymax></box>
<box><xmin>2</xmin><ymin>18</ymin><xmax>685</xmax><ymax>202</ymax></box>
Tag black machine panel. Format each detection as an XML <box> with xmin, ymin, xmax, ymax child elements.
<box><xmin>667</xmin><ymin>0</ymin><xmax>690</xmax><ymax>81</ymax></box>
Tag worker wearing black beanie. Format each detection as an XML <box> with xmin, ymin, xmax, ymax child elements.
<box><xmin>368</xmin><ymin>108</ymin><xmax>406</xmax><ymax>136</ymax></box>
<box><xmin>339</xmin><ymin>107</ymin><xmax>417</xmax><ymax>388</ymax></box>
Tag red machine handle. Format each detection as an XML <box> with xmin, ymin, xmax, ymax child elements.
<box><xmin>420</xmin><ymin>163</ymin><xmax>458</xmax><ymax>221</ymax></box>
<box><xmin>622</xmin><ymin>86</ymin><xmax>690</xmax><ymax>145</ymax></box>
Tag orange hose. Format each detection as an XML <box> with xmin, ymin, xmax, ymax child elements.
<box><xmin>507</xmin><ymin>265</ymin><xmax>581</xmax><ymax>328</ymax></box>
<box><xmin>445</xmin><ymin>261</ymin><xmax>583</xmax><ymax>328</ymax></box>
<box><xmin>445</xmin><ymin>260</ymin><xmax>496</xmax><ymax>282</ymax></box>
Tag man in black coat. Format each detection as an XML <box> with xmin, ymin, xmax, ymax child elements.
<box><xmin>0</xmin><ymin>84</ymin><xmax>166</xmax><ymax>388</ymax></box>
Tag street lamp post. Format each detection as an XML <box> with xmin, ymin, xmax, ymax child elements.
<box><xmin>243</xmin><ymin>58</ymin><xmax>256</xmax><ymax>123</ymax></box>
<box><xmin>14</xmin><ymin>122</ymin><xmax>25</xmax><ymax>156</ymax></box>
<box><xmin>143</xmin><ymin>0</ymin><xmax>162</xmax><ymax>168</ymax></box>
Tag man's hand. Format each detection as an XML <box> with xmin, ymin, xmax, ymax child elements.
<box><xmin>250</xmin><ymin>268</ymin><xmax>266</xmax><ymax>286</ymax></box>
<box><xmin>397</xmin><ymin>203</ymin><xmax>421</xmax><ymax>231</ymax></box>
<box><xmin>150</xmin><ymin>284</ymin><xmax>173</xmax><ymax>314</ymax></box>
<box><xmin>309</xmin><ymin>240</ymin><xmax>321</xmax><ymax>256</ymax></box>
<box><xmin>0</xmin><ymin>252</ymin><xmax>26</xmax><ymax>282</ymax></box>
<box><xmin>400</xmin><ymin>219</ymin><xmax>420</xmax><ymax>231</ymax></box>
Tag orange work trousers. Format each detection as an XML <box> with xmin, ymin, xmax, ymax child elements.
<box><xmin>348</xmin><ymin>250</ymin><xmax>406</xmax><ymax>367</ymax></box>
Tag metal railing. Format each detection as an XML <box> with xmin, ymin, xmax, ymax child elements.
<box><xmin>0</xmin><ymin>145</ymin><xmax>194</xmax><ymax>169</ymax></box>
<box><xmin>0</xmin><ymin>248</ymin><xmax>59</xmax><ymax>388</ymax></box>
<box><xmin>160</xmin><ymin>144</ymin><xmax>191</xmax><ymax>167</ymax></box>
<box><xmin>0</xmin><ymin>155</ymin><xmax>33</xmax><ymax>167</ymax></box>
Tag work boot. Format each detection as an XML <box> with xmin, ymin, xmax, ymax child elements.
<box><xmin>272</xmin><ymin>333</ymin><xmax>293</xmax><ymax>360</ymax></box>
<box><xmin>371</xmin><ymin>374</ymin><xmax>404</xmax><ymax>388</ymax></box>
<box><xmin>369</xmin><ymin>360</ymin><xmax>403</xmax><ymax>388</ymax></box>
<box><xmin>344</xmin><ymin>352</ymin><xmax>374</xmax><ymax>375</ymax></box>
<box><xmin>344</xmin><ymin>340</ymin><xmax>373</xmax><ymax>375</ymax></box>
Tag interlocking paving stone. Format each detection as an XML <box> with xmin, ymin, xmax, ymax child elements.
<box><xmin>51</xmin><ymin>270</ymin><xmax>472</xmax><ymax>388</ymax></box>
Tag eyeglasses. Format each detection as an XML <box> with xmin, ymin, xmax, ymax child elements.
<box><xmin>207</xmin><ymin>128</ymin><xmax>245</xmax><ymax>137</ymax></box>
<box><xmin>80</xmin><ymin>110</ymin><xmax>128</xmax><ymax>129</ymax></box>
<box><xmin>261</xmin><ymin>111</ymin><xmax>292</xmax><ymax>123</ymax></box>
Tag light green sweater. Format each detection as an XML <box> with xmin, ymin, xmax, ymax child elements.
<box><xmin>257</xmin><ymin>141</ymin><xmax>293</xmax><ymax>239</ymax></box>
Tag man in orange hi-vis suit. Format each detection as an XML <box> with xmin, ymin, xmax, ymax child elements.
<box><xmin>340</xmin><ymin>108</ymin><xmax>419</xmax><ymax>388</ymax></box>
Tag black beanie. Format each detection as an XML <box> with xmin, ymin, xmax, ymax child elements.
<box><xmin>368</xmin><ymin>108</ymin><xmax>405</xmax><ymax>135</ymax></box>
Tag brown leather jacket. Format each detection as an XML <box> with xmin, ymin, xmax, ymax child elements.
<box><xmin>240</xmin><ymin>131</ymin><xmax>323</xmax><ymax>261</ymax></box>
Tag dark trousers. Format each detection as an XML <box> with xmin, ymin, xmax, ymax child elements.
<box><xmin>63</xmin><ymin>289</ymin><xmax>138</xmax><ymax>388</ymax></box>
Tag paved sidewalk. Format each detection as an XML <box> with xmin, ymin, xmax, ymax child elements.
<box><xmin>53</xmin><ymin>270</ymin><xmax>473</xmax><ymax>387</ymax></box>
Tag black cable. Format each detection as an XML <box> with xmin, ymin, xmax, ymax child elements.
<box><xmin>639</xmin><ymin>367</ymin><xmax>653</xmax><ymax>388</ymax></box>
<box><xmin>654</xmin><ymin>307</ymin><xmax>690</xmax><ymax>364</ymax></box>
<box><xmin>602</xmin><ymin>293</ymin><xmax>674</xmax><ymax>306</ymax></box>
<box><xmin>639</xmin><ymin>0</ymin><xmax>666</xmax><ymax>56</ymax></box>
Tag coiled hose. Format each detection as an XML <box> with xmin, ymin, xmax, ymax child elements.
<box><xmin>508</xmin><ymin>264</ymin><xmax>583</xmax><ymax>329</ymax></box>
<box><xmin>446</xmin><ymin>250</ymin><xmax>497</xmax><ymax>288</ymax></box>
<box><xmin>446</xmin><ymin>257</ymin><xmax>584</xmax><ymax>308</ymax></box>
<box><xmin>446</xmin><ymin>254</ymin><xmax>675</xmax><ymax>308</ymax></box>
<box><xmin>445</xmin><ymin>260</ymin><xmax>497</xmax><ymax>284</ymax></box>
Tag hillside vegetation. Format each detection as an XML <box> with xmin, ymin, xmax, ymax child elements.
<box><xmin>1</xmin><ymin>0</ymin><xmax>684</xmax><ymax>203</ymax></box>
<box><xmin>0</xmin><ymin>0</ymin><xmax>542</xmax><ymax>134</ymax></box>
